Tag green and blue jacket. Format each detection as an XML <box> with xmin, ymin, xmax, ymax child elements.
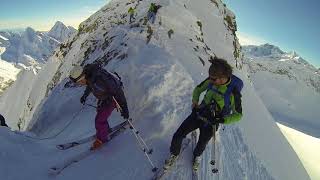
<box><xmin>192</xmin><ymin>75</ymin><xmax>243</xmax><ymax>124</ymax></box>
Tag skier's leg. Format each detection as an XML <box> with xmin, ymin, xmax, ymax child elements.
<box><xmin>151</xmin><ymin>12</ymin><xmax>156</xmax><ymax>24</ymax></box>
<box><xmin>95</xmin><ymin>102</ymin><xmax>115</xmax><ymax>143</ymax></box>
<box><xmin>147</xmin><ymin>12</ymin><xmax>151</xmax><ymax>20</ymax></box>
<box><xmin>170</xmin><ymin>112</ymin><xmax>200</xmax><ymax>156</ymax></box>
<box><xmin>193</xmin><ymin>124</ymin><xmax>214</xmax><ymax>157</ymax></box>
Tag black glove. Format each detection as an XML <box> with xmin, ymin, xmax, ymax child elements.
<box><xmin>121</xmin><ymin>109</ymin><xmax>129</xmax><ymax>119</ymax></box>
<box><xmin>80</xmin><ymin>95</ymin><xmax>87</xmax><ymax>105</ymax></box>
<box><xmin>213</xmin><ymin>117</ymin><xmax>224</xmax><ymax>125</ymax></box>
<box><xmin>216</xmin><ymin>117</ymin><xmax>225</xmax><ymax>124</ymax></box>
<box><xmin>192</xmin><ymin>107</ymin><xmax>198</xmax><ymax>114</ymax></box>
<box><xmin>208</xmin><ymin>117</ymin><xmax>224</xmax><ymax>125</ymax></box>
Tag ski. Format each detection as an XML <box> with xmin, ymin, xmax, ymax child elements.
<box><xmin>49</xmin><ymin>121</ymin><xmax>130</xmax><ymax>175</ymax></box>
<box><xmin>56</xmin><ymin>121</ymin><xmax>128</xmax><ymax>150</ymax></box>
<box><xmin>56</xmin><ymin>135</ymin><xmax>95</xmax><ymax>150</ymax></box>
<box><xmin>191</xmin><ymin>131</ymin><xmax>199</xmax><ymax>180</ymax></box>
<box><xmin>152</xmin><ymin>138</ymin><xmax>191</xmax><ymax>180</ymax></box>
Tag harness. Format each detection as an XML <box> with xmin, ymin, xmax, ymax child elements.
<box><xmin>208</xmin><ymin>75</ymin><xmax>243</xmax><ymax>116</ymax></box>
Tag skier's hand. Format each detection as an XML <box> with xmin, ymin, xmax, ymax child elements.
<box><xmin>215</xmin><ymin>117</ymin><xmax>225</xmax><ymax>124</ymax></box>
<box><xmin>192</xmin><ymin>102</ymin><xmax>198</xmax><ymax>109</ymax></box>
<box><xmin>80</xmin><ymin>96</ymin><xmax>87</xmax><ymax>105</ymax></box>
<box><xmin>121</xmin><ymin>110</ymin><xmax>129</xmax><ymax>119</ymax></box>
<box><xmin>208</xmin><ymin>117</ymin><xmax>224</xmax><ymax>125</ymax></box>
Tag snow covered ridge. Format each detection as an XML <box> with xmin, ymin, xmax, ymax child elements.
<box><xmin>243</xmin><ymin>44</ymin><xmax>320</xmax><ymax>93</ymax></box>
<box><xmin>0</xmin><ymin>21</ymin><xmax>76</xmax><ymax>66</ymax></box>
<box><xmin>0</xmin><ymin>0</ymin><xmax>309</xmax><ymax>179</ymax></box>
<box><xmin>0</xmin><ymin>34</ymin><xmax>9</xmax><ymax>41</ymax></box>
<box><xmin>0</xmin><ymin>59</ymin><xmax>20</xmax><ymax>95</ymax></box>
<box><xmin>0</xmin><ymin>21</ymin><xmax>76</xmax><ymax>95</ymax></box>
<box><xmin>0</xmin><ymin>45</ymin><xmax>20</xmax><ymax>95</ymax></box>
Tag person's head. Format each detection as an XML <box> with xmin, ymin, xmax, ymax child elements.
<box><xmin>69</xmin><ymin>65</ymin><xmax>87</xmax><ymax>85</ymax></box>
<box><xmin>208</xmin><ymin>57</ymin><xmax>232</xmax><ymax>85</ymax></box>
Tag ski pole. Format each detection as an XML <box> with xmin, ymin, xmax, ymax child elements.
<box><xmin>126</xmin><ymin>119</ymin><xmax>153</xmax><ymax>154</ymax></box>
<box><xmin>127</xmin><ymin>119</ymin><xmax>158</xmax><ymax>172</ymax></box>
<box><xmin>112</xmin><ymin>97</ymin><xmax>157</xmax><ymax>172</ymax></box>
<box><xmin>16</xmin><ymin>106</ymin><xmax>85</xmax><ymax>140</ymax></box>
<box><xmin>112</xmin><ymin>97</ymin><xmax>153</xmax><ymax>153</ymax></box>
<box><xmin>211</xmin><ymin>124</ymin><xmax>218</xmax><ymax>173</ymax></box>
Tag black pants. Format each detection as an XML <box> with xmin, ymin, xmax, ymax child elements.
<box><xmin>170</xmin><ymin>111</ymin><xmax>217</xmax><ymax>157</ymax></box>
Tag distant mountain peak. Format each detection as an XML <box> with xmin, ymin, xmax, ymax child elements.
<box><xmin>0</xmin><ymin>21</ymin><xmax>76</xmax><ymax>66</ymax></box>
<box><xmin>24</xmin><ymin>27</ymin><xmax>36</xmax><ymax>35</ymax></box>
<box><xmin>242</xmin><ymin>43</ymin><xmax>315</xmax><ymax>67</ymax></box>
<box><xmin>47</xmin><ymin>21</ymin><xmax>76</xmax><ymax>42</ymax></box>
<box><xmin>242</xmin><ymin>43</ymin><xmax>284</xmax><ymax>58</ymax></box>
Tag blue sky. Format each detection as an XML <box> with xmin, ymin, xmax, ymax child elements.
<box><xmin>224</xmin><ymin>0</ymin><xmax>320</xmax><ymax>68</ymax></box>
<box><xmin>0</xmin><ymin>0</ymin><xmax>319</xmax><ymax>67</ymax></box>
<box><xmin>0</xmin><ymin>0</ymin><xmax>109</xmax><ymax>31</ymax></box>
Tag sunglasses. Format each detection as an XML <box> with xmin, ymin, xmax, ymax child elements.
<box><xmin>209</xmin><ymin>76</ymin><xmax>220</xmax><ymax>81</ymax></box>
<box><xmin>70</xmin><ymin>75</ymin><xmax>84</xmax><ymax>83</ymax></box>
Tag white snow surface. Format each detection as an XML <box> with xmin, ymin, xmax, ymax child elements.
<box><xmin>0</xmin><ymin>47</ymin><xmax>21</xmax><ymax>95</ymax></box>
<box><xmin>0</xmin><ymin>34</ymin><xmax>9</xmax><ymax>41</ymax></box>
<box><xmin>0</xmin><ymin>59</ymin><xmax>20</xmax><ymax>95</ymax></box>
<box><xmin>0</xmin><ymin>0</ymin><xmax>309</xmax><ymax>180</ymax></box>
<box><xmin>243</xmin><ymin>44</ymin><xmax>320</xmax><ymax>138</ymax></box>
<box><xmin>244</xmin><ymin>44</ymin><xmax>319</xmax><ymax>179</ymax></box>
<box><xmin>278</xmin><ymin>123</ymin><xmax>320</xmax><ymax>180</ymax></box>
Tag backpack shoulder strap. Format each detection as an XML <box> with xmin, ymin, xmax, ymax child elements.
<box><xmin>222</xmin><ymin>75</ymin><xmax>243</xmax><ymax>115</ymax></box>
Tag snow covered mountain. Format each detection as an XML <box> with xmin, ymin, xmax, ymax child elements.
<box><xmin>0</xmin><ymin>0</ymin><xmax>309</xmax><ymax>180</ymax></box>
<box><xmin>0</xmin><ymin>59</ymin><xmax>20</xmax><ymax>95</ymax></box>
<box><xmin>0</xmin><ymin>22</ymin><xmax>76</xmax><ymax>96</ymax></box>
<box><xmin>243</xmin><ymin>44</ymin><xmax>320</xmax><ymax>137</ymax></box>
<box><xmin>243</xmin><ymin>44</ymin><xmax>320</xmax><ymax>179</ymax></box>
<box><xmin>0</xmin><ymin>22</ymin><xmax>76</xmax><ymax>65</ymax></box>
<box><xmin>242</xmin><ymin>44</ymin><xmax>285</xmax><ymax>58</ymax></box>
<box><xmin>47</xmin><ymin>21</ymin><xmax>77</xmax><ymax>43</ymax></box>
<box><xmin>0</xmin><ymin>39</ymin><xmax>20</xmax><ymax>95</ymax></box>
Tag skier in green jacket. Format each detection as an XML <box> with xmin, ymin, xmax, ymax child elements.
<box><xmin>164</xmin><ymin>57</ymin><xmax>243</xmax><ymax>170</ymax></box>
<box><xmin>147</xmin><ymin>3</ymin><xmax>161</xmax><ymax>24</ymax></box>
<box><xmin>128</xmin><ymin>7</ymin><xmax>135</xmax><ymax>23</ymax></box>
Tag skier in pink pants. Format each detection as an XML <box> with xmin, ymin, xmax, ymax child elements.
<box><xmin>69</xmin><ymin>63</ymin><xmax>129</xmax><ymax>150</ymax></box>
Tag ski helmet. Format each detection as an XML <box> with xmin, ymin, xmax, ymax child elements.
<box><xmin>69</xmin><ymin>65</ymin><xmax>84</xmax><ymax>82</ymax></box>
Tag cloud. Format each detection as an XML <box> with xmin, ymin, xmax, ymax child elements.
<box><xmin>237</xmin><ymin>32</ymin><xmax>267</xmax><ymax>46</ymax></box>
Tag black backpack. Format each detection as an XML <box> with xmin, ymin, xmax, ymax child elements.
<box><xmin>84</xmin><ymin>63</ymin><xmax>123</xmax><ymax>90</ymax></box>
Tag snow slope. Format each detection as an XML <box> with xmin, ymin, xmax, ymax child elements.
<box><xmin>243</xmin><ymin>44</ymin><xmax>320</xmax><ymax>179</ymax></box>
<box><xmin>243</xmin><ymin>44</ymin><xmax>320</xmax><ymax>138</ymax></box>
<box><xmin>0</xmin><ymin>45</ymin><xmax>20</xmax><ymax>95</ymax></box>
<box><xmin>278</xmin><ymin>123</ymin><xmax>320</xmax><ymax>180</ymax></box>
<box><xmin>0</xmin><ymin>0</ymin><xmax>309</xmax><ymax>180</ymax></box>
<box><xmin>0</xmin><ymin>59</ymin><xmax>20</xmax><ymax>95</ymax></box>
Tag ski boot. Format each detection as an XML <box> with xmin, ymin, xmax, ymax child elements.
<box><xmin>192</xmin><ymin>156</ymin><xmax>201</xmax><ymax>171</ymax></box>
<box><xmin>163</xmin><ymin>154</ymin><xmax>178</xmax><ymax>170</ymax></box>
<box><xmin>90</xmin><ymin>139</ymin><xmax>103</xmax><ymax>151</ymax></box>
